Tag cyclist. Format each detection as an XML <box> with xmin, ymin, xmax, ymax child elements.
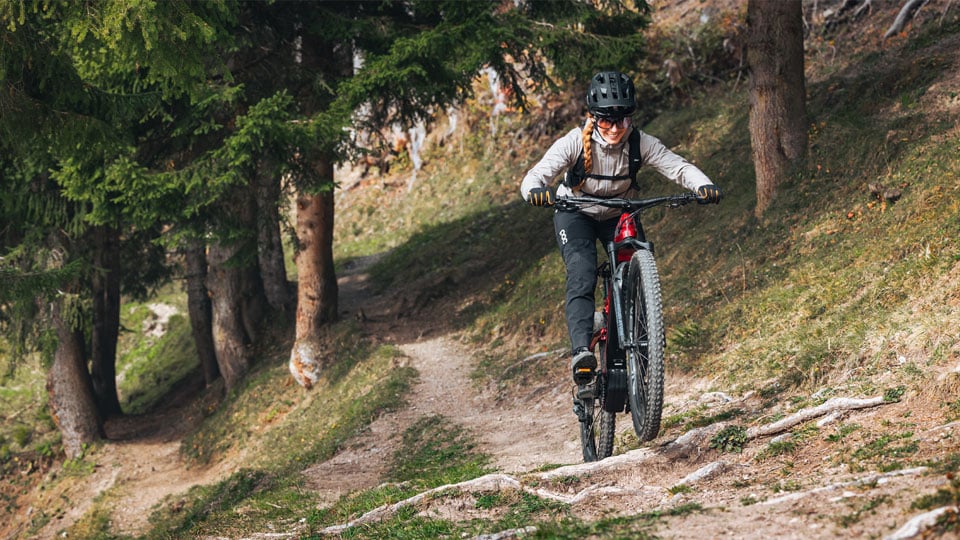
<box><xmin>519</xmin><ymin>70</ymin><xmax>721</xmax><ymax>388</ymax></box>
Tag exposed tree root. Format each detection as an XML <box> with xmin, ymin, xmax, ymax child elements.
<box><xmin>760</xmin><ymin>466</ymin><xmax>928</xmax><ymax>506</ymax></box>
<box><xmin>319</xmin><ymin>395</ymin><xmax>893</xmax><ymax>535</ymax></box>
<box><xmin>532</xmin><ymin>484</ymin><xmax>664</xmax><ymax>505</ymax></box>
<box><xmin>887</xmin><ymin>505</ymin><xmax>959</xmax><ymax>540</ymax></box>
<box><xmin>319</xmin><ymin>474</ymin><xmax>522</xmax><ymax>535</ymax></box>
<box><xmin>534</xmin><ymin>447</ymin><xmax>658</xmax><ymax>480</ymax></box>
<box><xmin>676</xmin><ymin>460</ymin><xmax>728</xmax><ymax>486</ymax></box>
<box><xmin>474</xmin><ymin>526</ymin><xmax>538</xmax><ymax>540</ymax></box>
<box><xmin>746</xmin><ymin>396</ymin><xmax>887</xmax><ymax>439</ymax></box>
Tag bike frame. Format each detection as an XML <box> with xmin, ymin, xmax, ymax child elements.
<box><xmin>559</xmin><ymin>193</ymin><xmax>695</xmax><ymax>419</ymax></box>
<box><xmin>606</xmin><ymin>231</ymin><xmax>653</xmax><ymax>354</ymax></box>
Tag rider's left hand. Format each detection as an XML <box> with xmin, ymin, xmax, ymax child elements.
<box><xmin>696</xmin><ymin>184</ymin><xmax>722</xmax><ymax>204</ymax></box>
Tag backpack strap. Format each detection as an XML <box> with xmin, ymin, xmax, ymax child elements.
<box><xmin>627</xmin><ymin>129</ymin><xmax>642</xmax><ymax>190</ymax></box>
<box><xmin>564</xmin><ymin>127</ymin><xmax>643</xmax><ymax>190</ymax></box>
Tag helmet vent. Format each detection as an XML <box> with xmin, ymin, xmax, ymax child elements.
<box><xmin>585</xmin><ymin>70</ymin><xmax>636</xmax><ymax>117</ymax></box>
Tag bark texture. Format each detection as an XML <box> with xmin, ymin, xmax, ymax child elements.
<box><xmin>184</xmin><ymin>239</ymin><xmax>220</xmax><ymax>386</ymax></box>
<box><xmin>237</xmin><ymin>181</ymin><xmax>268</xmax><ymax>346</ymax></box>
<box><xmin>48</xmin><ymin>299</ymin><xmax>101</xmax><ymax>457</ymax></box>
<box><xmin>290</xmin><ymin>158</ymin><xmax>338</xmax><ymax>388</ymax></box>
<box><xmin>205</xmin><ymin>180</ymin><xmax>267</xmax><ymax>390</ymax></box>
<box><xmin>287</xmin><ymin>32</ymin><xmax>349</xmax><ymax>387</ymax></box>
<box><xmin>256</xmin><ymin>159</ymin><xmax>293</xmax><ymax>317</ymax></box>
<box><xmin>90</xmin><ymin>225</ymin><xmax>123</xmax><ymax>418</ymax></box>
<box><xmin>747</xmin><ymin>0</ymin><xmax>808</xmax><ymax>216</ymax></box>
<box><xmin>206</xmin><ymin>240</ymin><xmax>251</xmax><ymax>390</ymax></box>
<box><xmin>294</xmin><ymin>183</ymin><xmax>338</xmax><ymax>338</ymax></box>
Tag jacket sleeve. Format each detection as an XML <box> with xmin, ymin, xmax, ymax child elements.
<box><xmin>520</xmin><ymin>128</ymin><xmax>583</xmax><ymax>201</ymax></box>
<box><xmin>638</xmin><ymin>131</ymin><xmax>713</xmax><ymax>191</ymax></box>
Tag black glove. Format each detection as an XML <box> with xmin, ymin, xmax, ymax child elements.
<box><xmin>695</xmin><ymin>184</ymin><xmax>722</xmax><ymax>204</ymax></box>
<box><xmin>528</xmin><ymin>186</ymin><xmax>554</xmax><ymax>207</ymax></box>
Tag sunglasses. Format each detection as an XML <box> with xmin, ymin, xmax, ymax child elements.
<box><xmin>596</xmin><ymin>116</ymin><xmax>631</xmax><ymax>129</ymax></box>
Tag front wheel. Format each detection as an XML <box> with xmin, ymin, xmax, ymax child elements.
<box><xmin>626</xmin><ymin>250</ymin><xmax>665</xmax><ymax>442</ymax></box>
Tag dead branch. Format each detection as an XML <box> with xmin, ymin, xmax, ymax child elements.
<box><xmin>822</xmin><ymin>0</ymin><xmax>874</xmax><ymax>32</ymax></box>
<box><xmin>746</xmin><ymin>396</ymin><xmax>886</xmax><ymax>439</ymax></box>
<box><xmin>942</xmin><ymin>0</ymin><xmax>956</xmax><ymax>26</ymax></box>
<box><xmin>884</xmin><ymin>0</ymin><xmax>931</xmax><ymax>39</ymax></box>
<box><xmin>497</xmin><ymin>348</ymin><xmax>566</xmax><ymax>382</ymax></box>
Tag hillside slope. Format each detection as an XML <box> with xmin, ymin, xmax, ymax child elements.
<box><xmin>308</xmin><ymin>1</ymin><xmax>960</xmax><ymax>537</ymax></box>
<box><xmin>3</xmin><ymin>1</ymin><xmax>959</xmax><ymax>539</ymax></box>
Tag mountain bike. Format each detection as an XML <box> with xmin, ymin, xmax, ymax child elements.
<box><xmin>553</xmin><ymin>193</ymin><xmax>697</xmax><ymax>462</ymax></box>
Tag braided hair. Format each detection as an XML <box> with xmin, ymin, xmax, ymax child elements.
<box><xmin>582</xmin><ymin>114</ymin><xmax>595</xmax><ymax>175</ymax></box>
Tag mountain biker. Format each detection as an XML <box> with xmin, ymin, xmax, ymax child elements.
<box><xmin>519</xmin><ymin>70</ymin><xmax>721</xmax><ymax>388</ymax></box>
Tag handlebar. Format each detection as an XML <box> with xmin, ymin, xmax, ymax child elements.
<box><xmin>553</xmin><ymin>193</ymin><xmax>697</xmax><ymax>212</ymax></box>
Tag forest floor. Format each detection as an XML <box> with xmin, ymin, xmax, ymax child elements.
<box><xmin>14</xmin><ymin>248</ymin><xmax>956</xmax><ymax>540</ymax></box>
<box><xmin>293</xmin><ymin>255</ymin><xmax>960</xmax><ymax>540</ymax></box>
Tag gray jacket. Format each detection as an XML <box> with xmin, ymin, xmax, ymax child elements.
<box><xmin>520</xmin><ymin>126</ymin><xmax>713</xmax><ymax>220</ymax></box>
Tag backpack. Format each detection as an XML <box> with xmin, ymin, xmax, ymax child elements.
<box><xmin>563</xmin><ymin>128</ymin><xmax>643</xmax><ymax>192</ymax></box>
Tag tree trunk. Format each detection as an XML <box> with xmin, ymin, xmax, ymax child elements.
<box><xmin>48</xmin><ymin>299</ymin><xmax>101</xmax><ymax>457</ymax></box>
<box><xmin>290</xmin><ymin>156</ymin><xmax>338</xmax><ymax>388</ymax></box>
<box><xmin>288</xmin><ymin>30</ymin><xmax>349</xmax><ymax>388</ymax></box>
<box><xmin>237</xmin><ymin>181</ymin><xmax>268</xmax><ymax>345</ymax></box>
<box><xmin>747</xmin><ymin>0</ymin><xmax>808</xmax><ymax>216</ymax></box>
<box><xmin>256</xmin><ymin>158</ymin><xmax>293</xmax><ymax>318</ymax></box>
<box><xmin>293</xmin><ymin>182</ymin><xmax>338</xmax><ymax>336</ymax></box>
<box><xmin>90</xmin><ymin>225</ymin><xmax>123</xmax><ymax>418</ymax></box>
<box><xmin>184</xmin><ymin>238</ymin><xmax>220</xmax><ymax>386</ymax></box>
<box><xmin>206</xmin><ymin>240</ymin><xmax>252</xmax><ymax>390</ymax></box>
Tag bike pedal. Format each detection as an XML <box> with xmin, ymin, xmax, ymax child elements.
<box><xmin>573</xmin><ymin>368</ymin><xmax>594</xmax><ymax>386</ymax></box>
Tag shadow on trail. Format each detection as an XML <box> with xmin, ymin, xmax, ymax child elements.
<box><xmin>337</xmin><ymin>198</ymin><xmax>559</xmax><ymax>342</ymax></box>
<box><xmin>102</xmin><ymin>370</ymin><xmax>213</xmax><ymax>442</ymax></box>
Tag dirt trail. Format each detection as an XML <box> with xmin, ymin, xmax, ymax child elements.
<box><xmin>16</xmin><ymin>249</ymin><xmax>956</xmax><ymax>540</ymax></box>
<box><xmin>18</xmin><ymin>377</ymin><xmax>244</xmax><ymax>540</ymax></box>
<box><xmin>307</xmin><ymin>257</ymin><xmax>958</xmax><ymax>539</ymax></box>
<box><xmin>303</xmin><ymin>252</ymin><xmax>582</xmax><ymax>505</ymax></box>
<box><xmin>303</xmin><ymin>335</ymin><xmax>579</xmax><ymax>505</ymax></box>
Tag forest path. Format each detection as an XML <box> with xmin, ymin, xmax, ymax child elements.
<box><xmin>301</xmin><ymin>252</ymin><xmax>582</xmax><ymax>505</ymax></box>
<box><xmin>18</xmin><ymin>243</ymin><xmax>954</xmax><ymax>540</ymax></box>
<box><xmin>302</xmin><ymin>335</ymin><xmax>579</xmax><ymax>507</ymax></box>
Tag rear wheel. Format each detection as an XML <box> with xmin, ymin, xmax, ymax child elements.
<box><xmin>576</xmin><ymin>391</ymin><xmax>616</xmax><ymax>462</ymax></box>
<box><xmin>626</xmin><ymin>250</ymin><xmax>665</xmax><ymax>442</ymax></box>
<box><xmin>576</xmin><ymin>395</ymin><xmax>598</xmax><ymax>462</ymax></box>
<box><xmin>577</xmin><ymin>314</ymin><xmax>617</xmax><ymax>462</ymax></box>
<box><xmin>596</xmin><ymin>406</ymin><xmax>615</xmax><ymax>458</ymax></box>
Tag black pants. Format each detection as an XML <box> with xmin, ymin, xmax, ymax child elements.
<box><xmin>554</xmin><ymin>209</ymin><xmax>619</xmax><ymax>354</ymax></box>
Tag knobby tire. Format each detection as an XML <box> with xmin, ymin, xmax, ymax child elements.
<box><xmin>626</xmin><ymin>250</ymin><xmax>665</xmax><ymax>442</ymax></box>
<box><xmin>579</xmin><ymin>311</ymin><xmax>617</xmax><ymax>462</ymax></box>
<box><xmin>578</xmin><ymin>395</ymin><xmax>616</xmax><ymax>462</ymax></box>
<box><xmin>597</xmin><ymin>407</ymin><xmax>615</xmax><ymax>458</ymax></box>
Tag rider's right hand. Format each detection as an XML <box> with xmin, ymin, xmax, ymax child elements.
<box><xmin>528</xmin><ymin>186</ymin><xmax>554</xmax><ymax>207</ymax></box>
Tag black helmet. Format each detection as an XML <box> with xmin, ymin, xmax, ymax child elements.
<box><xmin>586</xmin><ymin>71</ymin><xmax>636</xmax><ymax>118</ymax></box>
